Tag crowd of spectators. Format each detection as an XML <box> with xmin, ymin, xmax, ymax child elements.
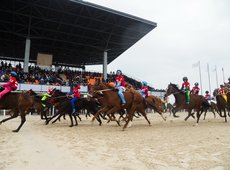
<box><xmin>0</xmin><ymin>60</ymin><xmax>165</xmax><ymax>92</ymax></box>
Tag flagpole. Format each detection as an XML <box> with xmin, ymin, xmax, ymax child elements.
<box><xmin>198</xmin><ymin>61</ymin><xmax>203</xmax><ymax>95</ymax></box>
<box><xmin>207</xmin><ymin>63</ymin><xmax>211</xmax><ymax>93</ymax></box>
<box><xmin>215</xmin><ymin>65</ymin><xmax>219</xmax><ymax>88</ymax></box>
<box><xmin>222</xmin><ymin>67</ymin><xmax>225</xmax><ymax>84</ymax></box>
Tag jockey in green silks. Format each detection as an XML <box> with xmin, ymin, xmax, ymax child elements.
<box><xmin>41</xmin><ymin>86</ymin><xmax>53</xmax><ymax>109</ymax></box>
<box><xmin>181</xmin><ymin>77</ymin><xmax>190</xmax><ymax>105</ymax></box>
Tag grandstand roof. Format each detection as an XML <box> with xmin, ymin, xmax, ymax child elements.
<box><xmin>0</xmin><ymin>0</ymin><xmax>157</xmax><ymax>67</ymax></box>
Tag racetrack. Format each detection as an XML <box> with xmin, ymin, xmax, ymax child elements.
<box><xmin>0</xmin><ymin>112</ymin><xmax>230</xmax><ymax>170</ymax></box>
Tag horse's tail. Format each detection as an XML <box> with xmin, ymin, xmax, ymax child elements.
<box><xmin>202</xmin><ymin>98</ymin><xmax>211</xmax><ymax>109</ymax></box>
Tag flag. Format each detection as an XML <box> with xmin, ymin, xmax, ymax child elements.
<box><xmin>192</xmin><ymin>61</ymin><xmax>199</xmax><ymax>68</ymax></box>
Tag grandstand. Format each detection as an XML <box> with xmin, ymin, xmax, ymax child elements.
<box><xmin>0</xmin><ymin>0</ymin><xmax>164</xmax><ymax>96</ymax></box>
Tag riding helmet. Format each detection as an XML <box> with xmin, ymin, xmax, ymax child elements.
<box><xmin>183</xmin><ymin>77</ymin><xmax>188</xmax><ymax>81</ymax></box>
<box><xmin>116</xmin><ymin>70</ymin><xmax>122</xmax><ymax>74</ymax></box>
<box><xmin>142</xmin><ymin>81</ymin><xmax>147</xmax><ymax>86</ymax></box>
<box><xmin>10</xmin><ymin>71</ymin><xmax>17</xmax><ymax>77</ymax></box>
<box><xmin>194</xmin><ymin>82</ymin><xmax>199</xmax><ymax>86</ymax></box>
<box><xmin>205</xmin><ymin>91</ymin><xmax>209</xmax><ymax>93</ymax></box>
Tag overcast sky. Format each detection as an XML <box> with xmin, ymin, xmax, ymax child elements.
<box><xmin>85</xmin><ymin>0</ymin><xmax>230</xmax><ymax>94</ymax></box>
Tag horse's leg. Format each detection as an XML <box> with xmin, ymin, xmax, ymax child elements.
<box><xmin>196</xmin><ymin>110</ymin><xmax>202</xmax><ymax>124</ymax></box>
<box><xmin>12</xmin><ymin>113</ymin><xmax>26</xmax><ymax>133</ymax></box>
<box><xmin>123</xmin><ymin>107</ymin><xmax>136</xmax><ymax>130</ymax></box>
<box><xmin>46</xmin><ymin>110</ymin><xmax>62</xmax><ymax>125</ymax></box>
<box><xmin>73</xmin><ymin>115</ymin><xmax>78</xmax><ymax>126</ymax></box>
<box><xmin>52</xmin><ymin>113</ymin><xmax>64</xmax><ymax>124</ymax></box>
<box><xmin>106</xmin><ymin>108</ymin><xmax>120</xmax><ymax>126</ymax></box>
<box><xmin>91</xmin><ymin>106</ymin><xmax>110</xmax><ymax>122</ymax></box>
<box><xmin>155</xmin><ymin>110</ymin><xmax>166</xmax><ymax>121</ymax></box>
<box><xmin>203</xmin><ymin>109</ymin><xmax>207</xmax><ymax>120</ymax></box>
<box><xmin>139</xmin><ymin>110</ymin><xmax>151</xmax><ymax>125</ymax></box>
<box><xmin>0</xmin><ymin>112</ymin><xmax>19</xmax><ymax>124</ymax></box>
<box><xmin>184</xmin><ymin>109</ymin><xmax>192</xmax><ymax>121</ymax></box>
<box><xmin>68</xmin><ymin>113</ymin><xmax>74</xmax><ymax>127</ymax></box>
<box><xmin>172</xmin><ymin>108</ymin><xmax>180</xmax><ymax>118</ymax></box>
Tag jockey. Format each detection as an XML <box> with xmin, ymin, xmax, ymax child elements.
<box><xmin>0</xmin><ymin>71</ymin><xmax>18</xmax><ymax>99</ymax></box>
<box><xmin>191</xmin><ymin>82</ymin><xmax>200</xmax><ymax>95</ymax></box>
<box><xmin>181</xmin><ymin>76</ymin><xmax>190</xmax><ymax>104</ymax></box>
<box><xmin>224</xmin><ymin>77</ymin><xmax>230</xmax><ymax>88</ymax></box>
<box><xmin>41</xmin><ymin>86</ymin><xmax>53</xmax><ymax>109</ymax></box>
<box><xmin>114</xmin><ymin>69</ymin><xmax>126</xmax><ymax>105</ymax></box>
<box><xmin>218</xmin><ymin>84</ymin><xmax>227</xmax><ymax>101</ymax></box>
<box><xmin>204</xmin><ymin>91</ymin><xmax>212</xmax><ymax>100</ymax></box>
<box><xmin>138</xmin><ymin>81</ymin><xmax>149</xmax><ymax>98</ymax></box>
<box><xmin>67</xmin><ymin>85</ymin><xmax>81</xmax><ymax>115</ymax></box>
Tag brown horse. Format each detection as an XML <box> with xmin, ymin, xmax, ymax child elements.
<box><xmin>165</xmin><ymin>83</ymin><xmax>210</xmax><ymax>124</ymax></box>
<box><xmin>90</xmin><ymin>80</ymin><xmax>151</xmax><ymax>130</ymax></box>
<box><xmin>0</xmin><ymin>91</ymin><xmax>34</xmax><ymax>132</ymax></box>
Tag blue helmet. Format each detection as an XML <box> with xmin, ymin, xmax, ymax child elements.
<box><xmin>10</xmin><ymin>71</ymin><xmax>17</xmax><ymax>77</ymax></box>
<box><xmin>142</xmin><ymin>81</ymin><xmax>147</xmax><ymax>86</ymax></box>
<box><xmin>116</xmin><ymin>70</ymin><xmax>122</xmax><ymax>74</ymax></box>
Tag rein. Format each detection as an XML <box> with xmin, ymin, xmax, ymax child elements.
<box><xmin>96</xmin><ymin>88</ymin><xmax>114</xmax><ymax>93</ymax></box>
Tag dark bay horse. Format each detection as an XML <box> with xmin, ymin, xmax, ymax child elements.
<box><xmin>0</xmin><ymin>91</ymin><xmax>34</xmax><ymax>132</ymax></box>
<box><xmin>90</xmin><ymin>81</ymin><xmax>151</xmax><ymax>130</ymax></box>
<box><xmin>27</xmin><ymin>89</ymin><xmax>50</xmax><ymax>121</ymax></box>
<box><xmin>165</xmin><ymin>83</ymin><xmax>210</xmax><ymax>124</ymax></box>
<box><xmin>213</xmin><ymin>89</ymin><xmax>229</xmax><ymax>122</ymax></box>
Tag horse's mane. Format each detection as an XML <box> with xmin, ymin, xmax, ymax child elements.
<box><xmin>170</xmin><ymin>83</ymin><xmax>180</xmax><ymax>91</ymax></box>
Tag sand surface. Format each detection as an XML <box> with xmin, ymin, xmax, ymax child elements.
<box><xmin>0</xmin><ymin>112</ymin><xmax>230</xmax><ymax>170</ymax></box>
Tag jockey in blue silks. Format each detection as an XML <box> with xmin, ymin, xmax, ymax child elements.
<box><xmin>114</xmin><ymin>70</ymin><xmax>126</xmax><ymax>105</ymax></box>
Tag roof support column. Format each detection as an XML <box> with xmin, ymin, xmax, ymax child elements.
<box><xmin>23</xmin><ymin>38</ymin><xmax>30</xmax><ymax>73</ymax></box>
<box><xmin>103</xmin><ymin>51</ymin><xmax>108</xmax><ymax>81</ymax></box>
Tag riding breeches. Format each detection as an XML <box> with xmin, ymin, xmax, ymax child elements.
<box><xmin>185</xmin><ymin>91</ymin><xmax>190</xmax><ymax>104</ymax></box>
<box><xmin>117</xmin><ymin>86</ymin><xmax>126</xmax><ymax>104</ymax></box>
<box><xmin>0</xmin><ymin>86</ymin><xmax>12</xmax><ymax>98</ymax></box>
<box><xmin>71</xmin><ymin>97</ymin><xmax>78</xmax><ymax>109</ymax></box>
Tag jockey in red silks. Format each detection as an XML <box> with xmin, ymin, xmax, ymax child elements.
<box><xmin>114</xmin><ymin>70</ymin><xmax>126</xmax><ymax>105</ymax></box>
<box><xmin>204</xmin><ymin>91</ymin><xmax>211</xmax><ymax>100</ymax></box>
<box><xmin>67</xmin><ymin>85</ymin><xmax>81</xmax><ymax>115</ymax></box>
<box><xmin>0</xmin><ymin>71</ymin><xmax>18</xmax><ymax>99</ymax></box>
<box><xmin>181</xmin><ymin>76</ymin><xmax>190</xmax><ymax>104</ymax></box>
<box><xmin>191</xmin><ymin>82</ymin><xmax>200</xmax><ymax>95</ymax></box>
<box><xmin>138</xmin><ymin>81</ymin><xmax>149</xmax><ymax>98</ymax></box>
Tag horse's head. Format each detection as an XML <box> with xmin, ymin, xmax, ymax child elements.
<box><xmin>213</xmin><ymin>89</ymin><xmax>219</xmax><ymax>97</ymax></box>
<box><xmin>89</xmin><ymin>79</ymin><xmax>109</xmax><ymax>97</ymax></box>
<box><xmin>165</xmin><ymin>83</ymin><xmax>180</xmax><ymax>97</ymax></box>
<box><xmin>49</xmin><ymin>89</ymin><xmax>66</xmax><ymax>104</ymax></box>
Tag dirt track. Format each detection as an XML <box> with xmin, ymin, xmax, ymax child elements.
<box><xmin>0</xmin><ymin>112</ymin><xmax>230</xmax><ymax>170</ymax></box>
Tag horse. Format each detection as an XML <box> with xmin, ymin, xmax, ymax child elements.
<box><xmin>90</xmin><ymin>79</ymin><xmax>151</xmax><ymax>130</ymax></box>
<box><xmin>202</xmin><ymin>101</ymin><xmax>219</xmax><ymax>120</ymax></box>
<box><xmin>165</xmin><ymin>83</ymin><xmax>210</xmax><ymax>124</ymax></box>
<box><xmin>46</xmin><ymin>89</ymin><xmax>79</xmax><ymax>127</ymax></box>
<box><xmin>0</xmin><ymin>90</ymin><xmax>34</xmax><ymax>132</ymax></box>
<box><xmin>27</xmin><ymin>89</ymin><xmax>51</xmax><ymax>121</ymax></box>
<box><xmin>213</xmin><ymin>89</ymin><xmax>228</xmax><ymax>122</ymax></box>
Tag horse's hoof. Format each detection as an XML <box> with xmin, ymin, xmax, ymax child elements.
<box><xmin>0</xmin><ymin>121</ymin><xmax>2</xmax><ymax>125</ymax></box>
<box><xmin>69</xmin><ymin>125</ymin><xmax>74</xmax><ymax>127</ymax></box>
<box><xmin>12</xmin><ymin>130</ymin><xmax>19</xmax><ymax>133</ymax></box>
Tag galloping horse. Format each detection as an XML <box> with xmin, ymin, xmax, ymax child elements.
<box><xmin>0</xmin><ymin>91</ymin><xmax>34</xmax><ymax>132</ymax></box>
<box><xmin>90</xmin><ymin>80</ymin><xmax>151</xmax><ymax>130</ymax></box>
<box><xmin>213</xmin><ymin>89</ymin><xmax>228</xmax><ymax>122</ymax></box>
<box><xmin>165</xmin><ymin>83</ymin><xmax>210</xmax><ymax>124</ymax></box>
<box><xmin>27</xmin><ymin>89</ymin><xmax>50</xmax><ymax>121</ymax></box>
